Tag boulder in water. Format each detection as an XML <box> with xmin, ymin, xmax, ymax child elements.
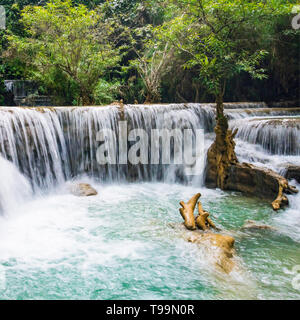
<box><xmin>284</xmin><ymin>165</ymin><xmax>300</xmax><ymax>184</ymax></box>
<box><xmin>172</xmin><ymin>223</ymin><xmax>236</xmax><ymax>274</ymax></box>
<box><xmin>186</xmin><ymin>231</ymin><xmax>235</xmax><ymax>274</ymax></box>
<box><xmin>206</xmin><ymin>158</ymin><xmax>298</xmax><ymax>211</ymax></box>
<box><xmin>204</xmin><ymin>100</ymin><xmax>298</xmax><ymax>211</ymax></box>
<box><xmin>70</xmin><ymin>183</ymin><xmax>98</xmax><ymax>197</ymax></box>
<box><xmin>226</xmin><ymin>163</ymin><xmax>297</xmax><ymax>211</ymax></box>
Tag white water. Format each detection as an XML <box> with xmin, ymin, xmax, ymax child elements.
<box><xmin>0</xmin><ymin>181</ymin><xmax>299</xmax><ymax>299</ymax></box>
<box><xmin>231</xmin><ymin>117</ymin><xmax>300</xmax><ymax>155</ymax></box>
<box><xmin>0</xmin><ymin>183</ymin><xmax>266</xmax><ymax>299</ymax></box>
<box><xmin>0</xmin><ymin>108</ymin><xmax>68</xmax><ymax>189</ymax></box>
<box><xmin>0</xmin><ymin>105</ymin><xmax>215</xmax><ymax>186</ymax></box>
<box><xmin>0</xmin><ymin>156</ymin><xmax>32</xmax><ymax>214</ymax></box>
<box><xmin>0</xmin><ymin>104</ymin><xmax>299</xmax><ymax>188</ymax></box>
<box><xmin>273</xmin><ymin>183</ymin><xmax>300</xmax><ymax>242</ymax></box>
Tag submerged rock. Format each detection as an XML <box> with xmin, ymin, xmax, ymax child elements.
<box><xmin>206</xmin><ymin>157</ymin><xmax>298</xmax><ymax>211</ymax></box>
<box><xmin>241</xmin><ymin>220</ymin><xmax>277</xmax><ymax>231</ymax></box>
<box><xmin>186</xmin><ymin>232</ymin><xmax>235</xmax><ymax>273</ymax></box>
<box><xmin>70</xmin><ymin>183</ymin><xmax>98</xmax><ymax>197</ymax></box>
<box><xmin>173</xmin><ymin>223</ymin><xmax>236</xmax><ymax>274</ymax></box>
<box><xmin>177</xmin><ymin>193</ymin><xmax>236</xmax><ymax>273</ymax></box>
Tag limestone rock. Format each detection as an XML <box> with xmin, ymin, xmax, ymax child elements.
<box><xmin>177</xmin><ymin>193</ymin><xmax>235</xmax><ymax>273</ymax></box>
<box><xmin>173</xmin><ymin>222</ymin><xmax>236</xmax><ymax>274</ymax></box>
<box><xmin>206</xmin><ymin>158</ymin><xmax>298</xmax><ymax>211</ymax></box>
<box><xmin>70</xmin><ymin>183</ymin><xmax>98</xmax><ymax>197</ymax></box>
<box><xmin>179</xmin><ymin>193</ymin><xmax>200</xmax><ymax>230</ymax></box>
<box><xmin>284</xmin><ymin>165</ymin><xmax>300</xmax><ymax>184</ymax></box>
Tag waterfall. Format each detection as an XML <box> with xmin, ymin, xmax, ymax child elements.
<box><xmin>0</xmin><ymin>107</ymin><xmax>69</xmax><ymax>189</ymax></box>
<box><xmin>57</xmin><ymin>106</ymin><xmax>121</xmax><ymax>181</ymax></box>
<box><xmin>4</xmin><ymin>80</ymin><xmax>14</xmax><ymax>93</ymax></box>
<box><xmin>231</xmin><ymin>117</ymin><xmax>300</xmax><ymax>155</ymax></box>
<box><xmin>226</xmin><ymin>107</ymin><xmax>300</xmax><ymax>120</ymax></box>
<box><xmin>123</xmin><ymin>104</ymin><xmax>213</xmax><ymax>183</ymax></box>
<box><xmin>0</xmin><ymin>104</ymin><xmax>299</xmax><ymax>189</ymax></box>
<box><xmin>0</xmin><ymin>156</ymin><xmax>32</xmax><ymax>214</ymax></box>
<box><xmin>56</xmin><ymin>104</ymin><xmax>214</xmax><ymax>184</ymax></box>
<box><xmin>0</xmin><ymin>104</ymin><xmax>214</xmax><ymax>187</ymax></box>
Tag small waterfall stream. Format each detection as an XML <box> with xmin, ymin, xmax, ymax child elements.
<box><xmin>231</xmin><ymin>117</ymin><xmax>300</xmax><ymax>155</ymax></box>
<box><xmin>0</xmin><ymin>108</ymin><xmax>68</xmax><ymax>190</ymax></box>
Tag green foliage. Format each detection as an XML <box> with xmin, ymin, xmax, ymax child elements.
<box><xmin>1</xmin><ymin>0</ymin><xmax>299</xmax><ymax>105</ymax></box>
<box><xmin>102</xmin><ymin>0</ymin><xmax>170</xmax><ymax>27</ymax></box>
<box><xmin>5</xmin><ymin>0</ymin><xmax>121</xmax><ymax>105</ymax></box>
<box><xmin>92</xmin><ymin>79</ymin><xmax>121</xmax><ymax>105</ymax></box>
<box><xmin>155</xmin><ymin>0</ymin><xmax>295</xmax><ymax>99</ymax></box>
<box><xmin>129</xmin><ymin>41</ymin><xmax>173</xmax><ymax>102</ymax></box>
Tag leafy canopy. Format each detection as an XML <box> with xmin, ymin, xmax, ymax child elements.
<box><xmin>6</xmin><ymin>0</ymin><xmax>121</xmax><ymax>105</ymax></box>
<box><xmin>154</xmin><ymin>0</ymin><xmax>294</xmax><ymax>97</ymax></box>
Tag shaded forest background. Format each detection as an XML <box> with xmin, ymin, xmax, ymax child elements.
<box><xmin>0</xmin><ymin>0</ymin><xmax>299</xmax><ymax>106</ymax></box>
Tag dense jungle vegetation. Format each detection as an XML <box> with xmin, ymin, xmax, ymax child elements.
<box><xmin>0</xmin><ymin>0</ymin><xmax>299</xmax><ymax>106</ymax></box>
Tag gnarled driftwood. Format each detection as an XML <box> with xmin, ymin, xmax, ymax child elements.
<box><xmin>178</xmin><ymin>193</ymin><xmax>236</xmax><ymax>273</ymax></box>
<box><xmin>179</xmin><ymin>193</ymin><xmax>200</xmax><ymax>230</ymax></box>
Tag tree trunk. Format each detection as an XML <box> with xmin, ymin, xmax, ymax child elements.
<box><xmin>80</xmin><ymin>86</ymin><xmax>92</xmax><ymax>106</ymax></box>
<box><xmin>206</xmin><ymin>94</ymin><xmax>238</xmax><ymax>189</ymax></box>
<box><xmin>205</xmin><ymin>94</ymin><xmax>298</xmax><ymax>210</ymax></box>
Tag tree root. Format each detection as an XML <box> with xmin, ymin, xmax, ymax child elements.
<box><xmin>179</xmin><ymin>193</ymin><xmax>200</xmax><ymax>230</ymax></box>
<box><xmin>205</xmin><ymin>99</ymin><xmax>298</xmax><ymax>211</ymax></box>
<box><xmin>205</xmin><ymin>124</ymin><xmax>298</xmax><ymax>211</ymax></box>
<box><xmin>178</xmin><ymin>194</ymin><xmax>235</xmax><ymax>273</ymax></box>
<box><xmin>196</xmin><ymin>202</ymin><xmax>219</xmax><ymax>231</ymax></box>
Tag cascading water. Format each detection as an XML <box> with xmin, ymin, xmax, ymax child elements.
<box><xmin>57</xmin><ymin>106</ymin><xmax>121</xmax><ymax>181</ymax></box>
<box><xmin>1</xmin><ymin>103</ymin><xmax>299</xmax><ymax>189</ymax></box>
<box><xmin>0</xmin><ymin>156</ymin><xmax>32</xmax><ymax>214</ymax></box>
<box><xmin>226</xmin><ymin>107</ymin><xmax>300</xmax><ymax>120</ymax></box>
<box><xmin>56</xmin><ymin>103</ymin><xmax>217</xmax><ymax>183</ymax></box>
<box><xmin>231</xmin><ymin>117</ymin><xmax>300</xmax><ymax>155</ymax></box>
<box><xmin>0</xmin><ymin>104</ymin><xmax>217</xmax><ymax>187</ymax></box>
<box><xmin>0</xmin><ymin>108</ymin><xmax>68</xmax><ymax>190</ymax></box>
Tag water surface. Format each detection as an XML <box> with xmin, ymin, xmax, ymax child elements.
<box><xmin>0</xmin><ymin>182</ymin><xmax>299</xmax><ymax>300</ymax></box>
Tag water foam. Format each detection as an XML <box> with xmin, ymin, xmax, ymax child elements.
<box><xmin>0</xmin><ymin>156</ymin><xmax>32</xmax><ymax>214</ymax></box>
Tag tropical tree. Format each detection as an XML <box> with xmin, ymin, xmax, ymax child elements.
<box><xmin>130</xmin><ymin>41</ymin><xmax>173</xmax><ymax>103</ymax></box>
<box><xmin>5</xmin><ymin>0</ymin><xmax>121</xmax><ymax>105</ymax></box>
<box><xmin>158</xmin><ymin>0</ymin><xmax>296</xmax><ymax>107</ymax></box>
<box><xmin>154</xmin><ymin>0</ymin><xmax>296</xmax><ymax>188</ymax></box>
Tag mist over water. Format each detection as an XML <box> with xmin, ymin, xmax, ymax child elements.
<box><xmin>0</xmin><ymin>103</ymin><xmax>299</xmax><ymax>299</ymax></box>
<box><xmin>0</xmin><ymin>156</ymin><xmax>32</xmax><ymax>214</ymax></box>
